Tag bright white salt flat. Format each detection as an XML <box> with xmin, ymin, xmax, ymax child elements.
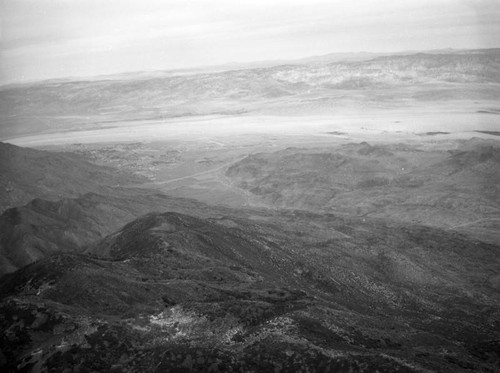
<box><xmin>3</xmin><ymin>108</ymin><xmax>499</xmax><ymax>147</ymax></box>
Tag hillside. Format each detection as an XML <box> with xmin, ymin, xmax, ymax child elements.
<box><xmin>226</xmin><ymin>140</ymin><xmax>500</xmax><ymax>239</ymax></box>
<box><xmin>0</xmin><ymin>185</ymin><xmax>253</xmax><ymax>277</ymax></box>
<box><xmin>0</xmin><ymin>193</ymin><xmax>162</xmax><ymax>275</ymax></box>
<box><xmin>0</xmin><ymin>47</ymin><xmax>499</xmax><ymax>372</ymax></box>
<box><xmin>0</xmin><ymin>142</ymin><xmax>143</xmax><ymax>212</ymax></box>
<box><xmin>1</xmin><ymin>210</ymin><xmax>499</xmax><ymax>372</ymax></box>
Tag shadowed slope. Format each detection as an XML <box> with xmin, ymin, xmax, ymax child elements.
<box><xmin>0</xmin><ymin>142</ymin><xmax>143</xmax><ymax>213</ymax></box>
<box><xmin>1</xmin><ymin>209</ymin><xmax>499</xmax><ymax>372</ymax></box>
<box><xmin>0</xmin><ymin>189</ymin><xmax>239</xmax><ymax>276</ymax></box>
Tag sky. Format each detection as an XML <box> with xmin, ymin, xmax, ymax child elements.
<box><xmin>1</xmin><ymin>0</ymin><xmax>499</xmax><ymax>84</ymax></box>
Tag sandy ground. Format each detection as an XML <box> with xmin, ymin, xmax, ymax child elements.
<box><xmin>3</xmin><ymin>108</ymin><xmax>499</xmax><ymax>147</ymax></box>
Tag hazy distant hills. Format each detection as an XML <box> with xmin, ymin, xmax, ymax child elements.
<box><xmin>271</xmin><ymin>50</ymin><xmax>500</xmax><ymax>87</ymax></box>
<box><xmin>1</xmin><ymin>49</ymin><xmax>499</xmax><ymax>138</ymax></box>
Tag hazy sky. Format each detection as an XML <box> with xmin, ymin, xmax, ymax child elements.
<box><xmin>1</xmin><ymin>0</ymin><xmax>499</xmax><ymax>84</ymax></box>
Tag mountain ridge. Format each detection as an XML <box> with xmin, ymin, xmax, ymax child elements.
<box><xmin>1</xmin><ymin>208</ymin><xmax>499</xmax><ymax>372</ymax></box>
<box><xmin>226</xmin><ymin>141</ymin><xmax>500</xmax><ymax>237</ymax></box>
<box><xmin>2</xmin><ymin>47</ymin><xmax>498</xmax><ymax>89</ymax></box>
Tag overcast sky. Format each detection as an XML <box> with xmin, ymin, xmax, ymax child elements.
<box><xmin>1</xmin><ymin>0</ymin><xmax>499</xmax><ymax>84</ymax></box>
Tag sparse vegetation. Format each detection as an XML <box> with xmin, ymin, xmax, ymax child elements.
<box><xmin>0</xmin><ymin>48</ymin><xmax>499</xmax><ymax>372</ymax></box>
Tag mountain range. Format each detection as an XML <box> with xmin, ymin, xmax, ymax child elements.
<box><xmin>0</xmin><ymin>141</ymin><xmax>499</xmax><ymax>372</ymax></box>
<box><xmin>226</xmin><ymin>140</ymin><xmax>500</xmax><ymax>241</ymax></box>
<box><xmin>1</xmin><ymin>49</ymin><xmax>499</xmax><ymax>139</ymax></box>
<box><xmin>0</xmin><ymin>48</ymin><xmax>499</xmax><ymax>372</ymax></box>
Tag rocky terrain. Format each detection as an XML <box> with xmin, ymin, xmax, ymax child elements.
<box><xmin>1</xmin><ymin>207</ymin><xmax>499</xmax><ymax>372</ymax></box>
<box><xmin>0</xmin><ymin>191</ymin><xmax>209</xmax><ymax>276</ymax></box>
<box><xmin>226</xmin><ymin>139</ymin><xmax>500</xmax><ymax>242</ymax></box>
<box><xmin>1</xmin><ymin>48</ymin><xmax>499</xmax><ymax>372</ymax></box>
<box><xmin>0</xmin><ymin>141</ymin><xmax>499</xmax><ymax>371</ymax></box>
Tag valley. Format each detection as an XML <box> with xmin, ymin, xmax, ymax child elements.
<box><xmin>0</xmin><ymin>49</ymin><xmax>499</xmax><ymax>372</ymax></box>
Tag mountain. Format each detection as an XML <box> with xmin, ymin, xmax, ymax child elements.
<box><xmin>226</xmin><ymin>140</ymin><xmax>500</xmax><ymax>239</ymax></box>
<box><xmin>0</xmin><ymin>142</ymin><xmax>143</xmax><ymax>213</ymax></box>
<box><xmin>0</xmin><ymin>193</ymin><xmax>159</xmax><ymax>276</ymax></box>
<box><xmin>0</xmin><ymin>141</ymin><xmax>250</xmax><ymax>275</ymax></box>
<box><xmin>0</xmin><ymin>186</ymin><xmax>250</xmax><ymax>277</ymax></box>
<box><xmin>0</xmin><ymin>48</ymin><xmax>499</xmax><ymax>372</ymax></box>
<box><xmin>270</xmin><ymin>50</ymin><xmax>500</xmax><ymax>90</ymax></box>
<box><xmin>1</xmin><ymin>210</ymin><xmax>499</xmax><ymax>372</ymax></box>
<box><xmin>1</xmin><ymin>49</ymin><xmax>499</xmax><ymax>139</ymax></box>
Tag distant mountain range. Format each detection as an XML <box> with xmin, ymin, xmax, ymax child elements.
<box><xmin>1</xmin><ymin>48</ymin><xmax>499</xmax><ymax>139</ymax></box>
<box><xmin>2</xmin><ymin>48</ymin><xmax>495</xmax><ymax>87</ymax></box>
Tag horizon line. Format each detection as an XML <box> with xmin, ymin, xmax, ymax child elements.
<box><xmin>2</xmin><ymin>46</ymin><xmax>499</xmax><ymax>89</ymax></box>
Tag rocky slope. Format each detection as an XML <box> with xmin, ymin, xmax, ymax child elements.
<box><xmin>0</xmin><ymin>185</ymin><xmax>253</xmax><ymax>277</ymax></box>
<box><xmin>1</xmin><ymin>209</ymin><xmax>499</xmax><ymax>372</ymax></box>
<box><xmin>226</xmin><ymin>140</ymin><xmax>500</xmax><ymax>239</ymax></box>
<box><xmin>0</xmin><ymin>138</ymin><xmax>498</xmax><ymax>371</ymax></box>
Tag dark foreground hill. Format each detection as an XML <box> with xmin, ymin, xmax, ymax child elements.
<box><xmin>0</xmin><ymin>187</ymin><xmax>248</xmax><ymax>277</ymax></box>
<box><xmin>0</xmin><ymin>141</ymin><xmax>243</xmax><ymax>276</ymax></box>
<box><xmin>1</xmin><ymin>210</ymin><xmax>499</xmax><ymax>372</ymax></box>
